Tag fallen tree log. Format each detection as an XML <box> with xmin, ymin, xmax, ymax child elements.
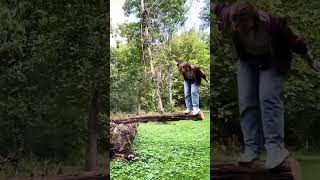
<box><xmin>9</xmin><ymin>171</ymin><xmax>108</xmax><ymax>180</ymax></box>
<box><xmin>111</xmin><ymin>111</ymin><xmax>205</xmax><ymax>124</ymax></box>
<box><xmin>211</xmin><ymin>158</ymin><xmax>301</xmax><ymax>180</ymax></box>
<box><xmin>110</xmin><ymin>112</ymin><xmax>204</xmax><ymax>160</ymax></box>
<box><xmin>47</xmin><ymin>171</ymin><xmax>107</xmax><ymax>180</ymax></box>
<box><xmin>110</xmin><ymin>122</ymin><xmax>138</xmax><ymax>160</ymax></box>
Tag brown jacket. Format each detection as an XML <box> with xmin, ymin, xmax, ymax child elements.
<box><xmin>176</xmin><ymin>62</ymin><xmax>207</xmax><ymax>85</ymax></box>
<box><xmin>214</xmin><ymin>4</ymin><xmax>308</xmax><ymax>74</ymax></box>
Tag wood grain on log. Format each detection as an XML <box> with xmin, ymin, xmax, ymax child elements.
<box><xmin>211</xmin><ymin>159</ymin><xmax>297</xmax><ymax>180</ymax></box>
<box><xmin>9</xmin><ymin>171</ymin><xmax>108</xmax><ymax>180</ymax></box>
<box><xmin>111</xmin><ymin>111</ymin><xmax>205</xmax><ymax>124</ymax></box>
<box><xmin>110</xmin><ymin>122</ymin><xmax>137</xmax><ymax>160</ymax></box>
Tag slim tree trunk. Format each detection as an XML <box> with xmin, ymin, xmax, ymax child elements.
<box><xmin>155</xmin><ymin>70</ymin><xmax>164</xmax><ymax>113</ymax></box>
<box><xmin>140</xmin><ymin>0</ymin><xmax>163</xmax><ymax>112</ymax></box>
<box><xmin>136</xmin><ymin>90</ymin><xmax>141</xmax><ymax>115</ymax></box>
<box><xmin>168</xmin><ymin>67</ymin><xmax>173</xmax><ymax>110</ymax></box>
<box><xmin>167</xmin><ymin>33</ymin><xmax>173</xmax><ymax>111</ymax></box>
<box><xmin>85</xmin><ymin>89</ymin><xmax>99</xmax><ymax>171</ymax></box>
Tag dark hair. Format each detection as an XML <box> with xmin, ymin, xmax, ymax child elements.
<box><xmin>181</xmin><ymin>62</ymin><xmax>191</xmax><ymax>70</ymax></box>
<box><xmin>177</xmin><ymin>62</ymin><xmax>191</xmax><ymax>72</ymax></box>
<box><xmin>230</xmin><ymin>2</ymin><xmax>259</xmax><ymax>32</ymax></box>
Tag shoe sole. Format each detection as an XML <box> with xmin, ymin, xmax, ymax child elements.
<box><xmin>192</xmin><ymin>110</ymin><xmax>201</xmax><ymax>115</ymax></box>
<box><xmin>238</xmin><ymin>160</ymin><xmax>260</xmax><ymax>168</ymax></box>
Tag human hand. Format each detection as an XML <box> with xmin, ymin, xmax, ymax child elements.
<box><xmin>203</xmin><ymin>77</ymin><xmax>209</xmax><ymax>83</ymax></box>
<box><xmin>310</xmin><ymin>60</ymin><xmax>320</xmax><ymax>73</ymax></box>
<box><xmin>302</xmin><ymin>52</ymin><xmax>320</xmax><ymax>73</ymax></box>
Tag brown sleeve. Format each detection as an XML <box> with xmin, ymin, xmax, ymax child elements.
<box><xmin>195</xmin><ymin>67</ymin><xmax>207</xmax><ymax>79</ymax></box>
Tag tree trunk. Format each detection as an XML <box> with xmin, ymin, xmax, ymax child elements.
<box><xmin>167</xmin><ymin>33</ymin><xmax>173</xmax><ymax>111</ymax></box>
<box><xmin>85</xmin><ymin>89</ymin><xmax>99</xmax><ymax>171</ymax></box>
<box><xmin>111</xmin><ymin>111</ymin><xmax>205</xmax><ymax>124</ymax></box>
<box><xmin>110</xmin><ymin>122</ymin><xmax>138</xmax><ymax>160</ymax></box>
<box><xmin>155</xmin><ymin>70</ymin><xmax>164</xmax><ymax>113</ymax></box>
<box><xmin>211</xmin><ymin>159</ymin><xmax>301</xmax><ymax>180</ymax></box>
<box><xmin>20</xmin><ymin>171</ymin><xmax>108</xmax><ymax>180</ymax></box>
<box><xmin>168</xmin><ymin>67</ymin><xmax>173</xmax><ymax>110</ymax></box>
<box><xmin>148</xmin><ymin>47</ymin><xmax>155</xmax><ymax>76</ymax></box>
<box><xmin>141</xmin><ymin>0</ymin><xmax>152</xmax><ymax>74</ymax></box>
<box><xmin>140</xmin><ymin>0</ymin><xmax>163</xmax><ymax>112</ymax></box>
<box><xmin>136</xmin><ymin>90</ymin><xmax>141</xmax><ymax>115</ymax></box>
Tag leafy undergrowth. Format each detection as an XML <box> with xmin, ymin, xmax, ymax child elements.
<box><xmin>110</xmin><ymin>111</ymin><xmax>210</xmax><ymax>180</ymax></box>
<box><xmin>0</xmin><ymin>153</ymin><xmax>108</xmax><ymax>179</ymax></box>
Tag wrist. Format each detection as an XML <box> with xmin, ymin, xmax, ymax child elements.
<box><xmin>304</xmin><ymin>52</ymin><xmax>314</xmax><ymax>66</ymax></box>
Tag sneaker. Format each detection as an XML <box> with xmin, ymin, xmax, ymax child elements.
<box><xmin>184</xmin><ymin>108</ymin><xmax>191</xmax><ymax>114</ymax></box>
<box><xmin>192</xmin><ymin>108</ymin><xmax>201</xmax><ymax>115</ymax></box>
<box><xmin>238</xmin><ymin>149</ymin><xmax>260</xmax><ymax>164</ymax></box>
<box><xmin>265</xmin><ymin>145</ymin><xmax>289</xmax><ymax>169</ymax></box>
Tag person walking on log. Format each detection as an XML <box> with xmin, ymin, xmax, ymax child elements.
<box><xmin>175</xmin><ymin>61</ymin><xmax>208</xmax><ymax>115</ymax></box>
<box><xmin>213</xmin><ymin>2</ymin><xmax>320</xmax><ymax>169</ymax></box>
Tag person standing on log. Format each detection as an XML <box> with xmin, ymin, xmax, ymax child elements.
<box><xmin>175</xmin><ymin>61</ymin><xmax>208</xmax><ymax>115</ymax></box>
<box><xmin>213</xmin><ymin>2</ymin><xmax>320</xmax><ymax>169</ymax></box>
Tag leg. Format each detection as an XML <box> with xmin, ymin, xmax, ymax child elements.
<box><xmin>237</xmin><ymin>60</ymin><xmax>263</xmax><ymax>162</ymax></box>
<box><xmin>191</xmin><ymin>83</ymin><xmax>200</xmax><ymax>115</ymax></box>
<box><xmin>184</xmin><ymin>80</ymin><xmax>192</xmax><ymax>111</ymax></box>
<box><xmin>259</xmin><ymin>68</ymin><xmax>288</xmax><ymax>169</ymax></box>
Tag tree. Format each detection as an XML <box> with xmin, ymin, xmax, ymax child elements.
<box><xmin>0</xmin><ymin>0</ymin><xmax>109</xmax><ymax>172</ymax></box>
<box><xmin>123</xmin><ymin>0</ymin><xmax>188</xmax><ymax>113</ymax></box>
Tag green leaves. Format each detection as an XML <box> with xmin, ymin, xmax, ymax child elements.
<box><xmin>111</xmin><ymin>112</ymin><xmax>210</xmax><ymax>180</ymax></box>
<box><xmin>0</xmin><ymin>1</ymin><xmax>109</xmax><ymax>162</ymax></box>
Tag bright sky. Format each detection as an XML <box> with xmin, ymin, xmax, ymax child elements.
<box><xmin>110</xmin><ymin>0</ymin><xmax>208</xmax><ymax>47</ymax></box>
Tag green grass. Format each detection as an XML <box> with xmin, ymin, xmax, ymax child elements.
<box><xmin>292</xmin><ymin>152</ymin><xmax>320</xmax><ymax>180</ymax></box>
<box><xmin>110</xmin><ymin>111</ymin><xmax>210</xmax><ymax>180</ymax></box>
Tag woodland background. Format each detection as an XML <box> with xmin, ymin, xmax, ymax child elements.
<box><xmin>0</xmin><ymin>0</ymin><xmax>109</xmax><ymax>177</ymax></box>
<box><xmin>110</xmin><ymin>1</ymin><xmax>211</xmax><ymax>179</ymax></box>
<box><xmin>110</xmin><ymin>0</ymin><xmax>210</xmax><ymax>114</ymax></box>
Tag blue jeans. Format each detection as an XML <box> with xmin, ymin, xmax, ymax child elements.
<box><xmin>184</xmin><ymin>80</ymin><xmax>199</xmax><ymax>109</ymax></box>
<box><xmin>237</xmin><ymin>59</ymin><xmax>286</xmax><ymax>154</ymax></box>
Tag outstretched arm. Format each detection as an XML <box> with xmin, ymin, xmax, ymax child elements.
<box><xmin>280</xmin><ymin>18</ymin><xmax>320</xmax><ymax>73</ymax></box>
<box><xmin>198</xmin><ymin>68</ymin><xmax>208</xmax><ymax>82</ymax></box>
<box><xmin>301</xmin><ymin>52</ymin><xmax>320</xmax><ymax>73</ymax></box>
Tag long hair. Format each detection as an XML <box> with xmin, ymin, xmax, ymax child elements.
<box><xmin>178</xmin><ymin>62</ymin><xmax>191</xmax><ymax>72</ymax></box>
<box><xmin>229</xmin><ymin>2</ymin><xmax>260</xmax><ymax>33</ymax></box>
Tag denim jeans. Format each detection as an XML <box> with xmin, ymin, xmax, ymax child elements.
<box><xmin>237</xmin><ymin>59</ymin><xmax>287</xmax><ymax>155</ymax></box>
<box><xmin>184</xmin><ymin>80</ymin><xmax>199</xmax><ymax>109</ymax></box>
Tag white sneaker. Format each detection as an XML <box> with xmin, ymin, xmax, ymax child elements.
<box><xmin>265</xmin><ymin>146</ymin><xmax>289</xmax><ymax>169</ymax></box>
<box><xmin>192</xmin><ymin>108</ymin><xmax>201</xmax><ymax>115</ymax></box>
<box><xmin>238</xmin><ymin>149</ymin><xmax>260</xmax><ymax>164</ymax></box>
<box><xmin>184</xmin><ymin>108</ymin><xmax>191</xmax><ymax>114</ymax></box>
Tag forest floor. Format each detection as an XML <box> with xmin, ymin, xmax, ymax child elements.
<box><xmin>0</xmin><ymin>153</ymin><xmax>108</xmax><ymax>179</ymax></box>
<box><xmin>213</xmin><ymin>150</ymin><xmax>320</xmax><ymax>180</ymax></box>
<box><xmin>110</xmin><ymin>111</ymin><xmax>210</xmax><ymax>180</ymax></box>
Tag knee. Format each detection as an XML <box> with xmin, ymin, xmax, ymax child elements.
<box><xmin>191</xmin><ymin>88</ymin><xmax>198</xmax><ymax>95</ymax></box>
<box><xmin>259</xmin><ymin>94</ymin><xmax>282</xmax><ymax>110</ymax></box>
<box><xmin>239</xmin><ymin>97</ymin><xmax>259</xmax><ymax>114</ymax></box>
